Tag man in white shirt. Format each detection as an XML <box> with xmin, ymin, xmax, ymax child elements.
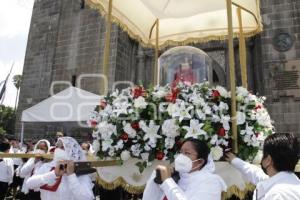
<box><xmin>226</xmin><ymin>132</ymin><xmax>300</xmax><ymax>200</ymax></box>
<box><xmin>0</xmin><ymin>139</ymin><xmax>14</xmax><ymax>199</ymax></box>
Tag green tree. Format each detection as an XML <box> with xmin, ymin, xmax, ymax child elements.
<box><xmin>0</xmin><ymin>105</ymin><xmax>16</xmax><ymax>134</ymax></box>
<box><xmin>12</xmin><ymin>74</ymin><xmax>22</xmax><ymax>111</ymax></box>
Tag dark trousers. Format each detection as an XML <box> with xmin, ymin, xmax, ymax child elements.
<box><xmin>0</xmin><ymin>181</ymin><xmax>8</xmax><ymax>200</ymax></box>
<box><xmin>25</xmin><ymin>190</ymin><xmax>41</xmax><ymax>200</ymax></box>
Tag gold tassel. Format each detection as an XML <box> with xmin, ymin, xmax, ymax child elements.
<box><xmin>96</xmin><ymin>173</ymin><xmax>255</xmax><ymax>198</ymax></box>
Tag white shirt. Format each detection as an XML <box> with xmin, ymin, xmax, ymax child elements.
<box><xmin>26</xmin><ymin>161</ymin><xmax>94</xmax><ymax>200</ymax></box>
<box><xmin>19</xmin><ymin>158</ymin><xmax>44</xmax><ymax>194</ymax></box>
<box><xmin>231</xmin><ymin>158</ymin><xmax>300</xmax><ymax>200</ymax></box>
<box><xmin>9</xmin><ymin>147</ymin><xmax>24</xmax><ymax>166</ymax></box>
<box><xmin>0</xmin><ymin>158</ymin><xmax>14</xmax><ymax>184</ymax></box>
<box><xmin>143</xmin><ymin>169</ymin><xmax>226</xmax><ymax>200</ymax></box>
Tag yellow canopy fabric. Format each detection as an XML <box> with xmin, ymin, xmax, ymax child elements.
<box><xmin>86</xmin><ymin>0</ymin><xmax>262</xmax><ymax>48</ymax></box>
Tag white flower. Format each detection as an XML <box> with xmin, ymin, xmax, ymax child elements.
<box><xmin>102</xmin><ymin>139</ymin><xmax>113</xmax><ymax>151</ymax></box>
<box><xmin>98</xmin><ymin>122</ymin><xmax>117</xmax><ymax>140</ymax></box>
<box><xmin>196</xmin><ymin>109</ymin><xmax>206</xmax><ymax>120</ymax></box>
<box><xmin>219</xmin><ymin>102</ymin><xmax>229</xmax><ymax>111</ymax></box>
<box><xmin>220</xmin><ymin>115</ymin><xmax>230</xmax><ymax>130</ymax></box>
<box><xmin>237</xmin><ymin>111</ymin><xmax>246</xmax><ymax>125</ymax></box>
<box><xmin>240</xmin><ymin>123</ymin><xmax>254</xmax><ymax>136</ymax></box>
<box><xmin>189</xmin><ymin>94</ymin><xmax>205</xmax><ymax>106</ymax></box>
<box><xmin>167</xmin><ymin>103</ymin><xmax>177</xmax><ymax>116</ymax></box>
<box><xmin>236</xmin><ymin>87</ymin><xmax>249</xmax><ymax>97</ymax></box>
<box><xmin>162</xmin><ymin>119</ymin><xmax>180</xmax><ymax>138</ymax></box>
<box><xmin>134</xmin><ymin>96</ymin><xmax>148</xmax><ymax>109</ymax></box>
<box><xmin>212</xmin><ymin>114</ymin><xmax>221</xmax><ymax>123</ymax></box>
<box><xmin>183</xmin><ymin>119</ymin><xmax>207</xmax><ymax>139</ymax></box>
<box><xmin>121</xmin><ymin>150</ymin><xmax>131</xmax><ymax>161</ymax></box>
<box><xmin>172</xmin><ymin>101</ymin><xmax>193</xmax><ymax>122</ymax></box>
<box><xmin>108</xmin><ymin>148</ymin><xmax>115</xmax><ymax>157</ymax></box>
<box><xmin>152</xmin><ymin>87</ymin><xmax>167</xmax><ymax>98</ymax></box>
<box><xmin>215</xmin><ymin>86</ymin><xmax>230</xmax><ymax>98</ymax></box>
<box><xmin>99</xmin><ymin>104</ymin><xmax>113</xmax><ymax>119</ymax></box>
<box><xmin>92</xmin><ymin>140</ymin><xmax>100</xmax><ymax>153</ymax></box>
<box><xmin>144</xmin><ymin>144</ymin><xmax>151</xmax><ymax>151</ymax></box>
<box><xmin>139</xmin><ymin>120</ymin><xmax>161</xmax><ymax>143</ymax></box>
<box><xmin>211</xmin><ymin>146</ymin><xmax>223</xmax><ymax>160</ymax></box>
<box><xmin>165</xmin><ymin>137</ymin><xmax>175</xmax><ymax>149</ymax></box>
<box><xmin>113</xmin><ymin>99</ymin><xmax>130</xmax><ymax>116</ymax></box>
<box><xmin>123</xmin><ymin>123</ymin><xmax>137</xmax><ymax>138</ymax></box>
<box><xmin>131</xmin><ymin>144</ymin><xmax>142</xmax><ymax>157</ymax></box>
<box><xmin>203</xmin><ymin>104</ymin><xmax>212</xmax><ymax>115</ymax></box>
<box><xmin>141</xmin><ymin>152</ymin><xmax>149</xmax><ymax>161</ymax></box>
<box><xmin>256</xmin><ymin>109</ymin><xmax>272</xmax><ymax>127</ymax></box>
<box><xmin>115</xmin><ymin>140</ymin><xmax>124</xmax><ymax>151</ymax></box>
<box><xmin>210</xmin><ymin>135</ymin><xmax>218</xmax><ymax>145</ymax></box>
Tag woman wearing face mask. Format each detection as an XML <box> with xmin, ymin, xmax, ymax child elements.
<box><xmin>142</xmin><ymin>137</ymin><xmax>227</xmax><ymax>200</ymax></box>
<box><xmin>26</xmin><ymin>137</ymin><xmax>94</xmax><ymax>200</ymax></box>
<box><xmin>19</xmin><ymin>139</ymin><xmax>50</xmax><ymax>200</ymax></box>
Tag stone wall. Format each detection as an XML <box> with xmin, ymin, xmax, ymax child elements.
<box><xmin>259</xmin><ymin>0</ymin><xmax>300</xmax><ymax>137</ymax></box>
<box><xmin>16</xmin><ymin>0</ymin><xmax>300</xmax><ymax>140</ymax></box>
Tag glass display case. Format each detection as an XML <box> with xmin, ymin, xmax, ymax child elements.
<box><xmin>159</xmin><ymin>46</ymin><xmax>212</xmax><ymax>86</ymax></box>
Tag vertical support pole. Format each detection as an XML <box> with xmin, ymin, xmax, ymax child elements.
<box><xmin>154</xmin><ymin>19</ymin><xmax>159</xmax><ymax>86</ymax></box>
<box><xmin>226</xmin><ymin>0</ymin><xmax>238</xmax><ymax>153</ymax></box>
<box><xmin>237</xmin><ymin>7</ymin><xmax>248</xmax><ymax>89</ymax></box>
<box><xmin>101</xmin><ymin>0</ymin><xmax>113</xmax><ymax>95</ymax></box>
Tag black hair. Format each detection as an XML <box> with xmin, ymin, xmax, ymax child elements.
<box><xmin>263</xmin><ymin>132</ymin><xmax>299</xmax><ymax>172</ymax></box>
<box><xmin>5</xmin><ymin>134</ymin><xmax>16</xmax><ymax>141</ymax></box>
<box><xmin>181</xmin><ymin>137</ymin><xmax>210</xmax><ymax>166</ymax></box>
<box><xmin>0</xmin><ymin>140</ymin><xmax>11</xmax><ymax>152</ymax></box>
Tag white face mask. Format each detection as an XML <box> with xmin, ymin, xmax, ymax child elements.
<box><xmin>53</xmin><ymin>148</ymin><xmax>68</xmax><ymax>161</ymax></box>
<box><xmin>34</xmin><ymin>149</ymin><xmax>46</xmax><ymax>154</ymax></box>
<box><xmin>175</xmin><ymin>154</ymin><xmax>201</xmax><ymax>173</ymax></box>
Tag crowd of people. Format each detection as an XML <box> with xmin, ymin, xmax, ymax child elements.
<box><xmin>0</xmin><ymin>132</ymin><xmax>96</xmax><ymax>200</ymax></box>
<box><xmin>0</xmin><ymin>132</ymin><xmax>299</xmax><ymax>200</ymax></box>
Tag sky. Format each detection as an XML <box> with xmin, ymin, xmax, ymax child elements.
<box><xmin>0</xmin><ymin>0</ymin><xmax>34</xmax><ymax>108</ymax></box>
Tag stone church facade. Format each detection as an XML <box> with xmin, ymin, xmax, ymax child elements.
<box><xmin>16</xmin><ymin>0</ymin><xmax>300</xmax><ymax>140</ymax></box>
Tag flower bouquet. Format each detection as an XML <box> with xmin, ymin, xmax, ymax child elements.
<box><xmin>89</xmin><ymin>82</ymin><xmax>273</xmax><ymax>172</ymax></box>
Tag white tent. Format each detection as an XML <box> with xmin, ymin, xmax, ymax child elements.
<box><xmin>20</xmin><ymin>87</ymin><xmax>100</xmax><ymax>142</ymax></box>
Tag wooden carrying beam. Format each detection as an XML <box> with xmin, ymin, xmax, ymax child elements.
<box><xmin>0</xmin><ymin>153</ymin><xmax>122</xmax><ymax>167</ymax></box>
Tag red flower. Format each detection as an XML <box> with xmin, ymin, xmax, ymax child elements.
<box><xmin>131</xmin><ymin>122</ymin><xmax>140</xmax><ymax>130</ymax></box>
<box><xmin>90</xmin><ymin>120</ymin><xmax>98</xmax><ymax>127</ymax></box>
<box><xmin>255</xmin><ymin>104</ymin><xmax>262</xmax><ymax>110</ymax></box>
<box><xmin>100</xmin><ymin>100</ymin><xmax>107</xmax><ymax>110</ymax></box>
<box><xmin>212</xmin><ymin>90</ymin><xmax>221</xmax><ymax>99</ymax></box>
<box><xmin>218</xmin><ymin>127</ymin><xmax>226</xmax><ymax>137</ymax></box>
<box><xmin>132</xmin><ymin>86</ymin><xmax>146</xmax><ymax>98</ymax></box>
<box><xmin>165</xmin><ymin>88</ymin><xmax>180</xmax><ymax>103</ymax></box>
<box><xmin>120</xmin><ymin>133</ymin><xmax>129</xmax><ymax>141</ymax></box>
<box><xmin>156</xmin><ymin>151</ymin><xmax>164</xmax><ymax>160</ymax></box>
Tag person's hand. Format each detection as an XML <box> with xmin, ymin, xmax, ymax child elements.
<box><xmin>225</xmin><ymin>152</ymin><xmax>237</xmax><ymax>162</ymax></box>
<box><xmin>156</xmin><ymin>165</ymin><xmax>171</xmax><ymax>182</ymax></box>
<box><xmin>55</xmin><ymin>161</ymin><xmax>67</xmax><ymax>177</ymax></box>
<box><xmin>66</xmin><ymin>160</ymin><xmax>75</xmax><ymax>176</ymax></box>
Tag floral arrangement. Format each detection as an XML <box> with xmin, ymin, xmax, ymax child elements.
<box><xmin>89</xmin><ymin>82</ymin><xmax>273</xmax><ymax>172</ymax></box>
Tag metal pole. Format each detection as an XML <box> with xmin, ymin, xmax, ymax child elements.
<box><xmin>101</xmin><ymin>0</ymin><xmax>113</xmax><ymax>95</ymax></box>
<box><xmin>226</xmin><ymin>0</ymin><xmax>238</xmax><ymax>153</ymax></box>
<box><xmin>154</xmin><ymin>19</ymin><xmax>159</xmax><ymax>86</ymax></box>
<box><xmin>237</xmin><ymin>8</ymin><xmax>248</xmax><ymax>89</ymax></box>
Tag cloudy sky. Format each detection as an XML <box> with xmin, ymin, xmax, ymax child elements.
<box><xmin>0</xmin><ymin>0</ymin><xmax>34</xmax><ymax>107</ymax></box>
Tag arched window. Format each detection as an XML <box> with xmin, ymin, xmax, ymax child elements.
<box><xmin>159</xmin><ymin>46</ymin><xmax>212</xmax><ymax>86</ymax></box>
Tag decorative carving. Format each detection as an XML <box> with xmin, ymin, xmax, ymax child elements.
<box><xmin>272</xmin><ymin>32</ymin><xmax>294</xmax><ymax>52</ymax></box>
